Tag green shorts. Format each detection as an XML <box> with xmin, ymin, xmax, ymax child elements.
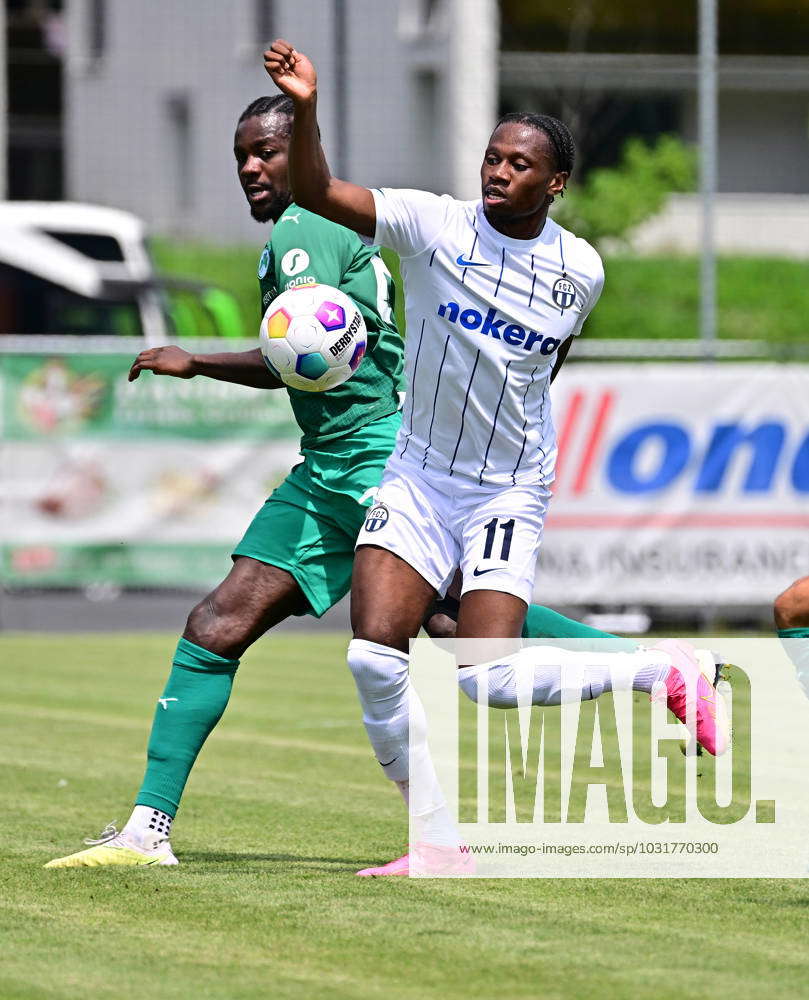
<box><xmin>232</xmin><ymin>410</ymin><xmax>400</xmax><ymax>617</ymax></box>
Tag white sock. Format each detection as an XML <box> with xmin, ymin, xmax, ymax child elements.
<box><xmin>458</xmin><ymin>645</ymin><xmax>672</xmax><ymax>708</ymax></box>
<box><xmin>623</xmin><ymin>648</ymin><xmax>672</xmax><ymax>694</ymax></box>
<box><xmin>123</xmin><ymin>805</ymin><xmax>174</xmax><ymax>850</ymax></box>
<box><xmin>347</xmin><ymin>639</ymin><xmax>460</xmax><ymax>847</ymax></box>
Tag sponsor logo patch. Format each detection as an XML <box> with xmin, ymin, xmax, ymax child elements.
<box><xmin>284</xmin><ymin>274</ymin><xmax>317</xmax><ymax>290</ymax></box>
<box><xmin>281</xmin><ymin>248</ymin><xmax>310</xmax><ymax>276</ymax></box>
<box><xmin>437</xmin><ymin>301</ymin><xmax>561</xmax><ymax>356</ymax></box>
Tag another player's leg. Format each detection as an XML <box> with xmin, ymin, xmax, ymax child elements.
<box><xmin>452</xmin><ymin>493</ymin><xmax>728</xmax><ymax>756</ymax></box>
<box><xmin>520</xmin><ymin>603</ymin><xmax>634</xmax><ymax>646</ymax></box>
<box><xmin>455</xmin><ymin>590</ymin><xmax>728</xmax><ymax>756</ymax></box>
<box><xmin>45</xmin><ymin>557</ymin><xmax>306</xmax><ymax>868</ymax></box>
<box><xmin>426</xmin><ymin>571</ymin><xmax>634</xmax><ymax>648</ymax></box>
<box><xmin>775</xmin><ymin>576</ymin><xmax>809</xmax><ymax>696</ymax></box>
<box><xmin>519</xmin><ymin>604</ymin><xmax>729</xmax><ymax>748</ymax></box>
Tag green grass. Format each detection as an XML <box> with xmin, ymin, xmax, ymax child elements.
<box><xmin>589</xmin><ymin>256</ymin><xmax>809</xmax><ymax>347</ymax></box>
<box><xmin>3</xmin><ymin>632</ymin><xmax>809</xmax><ymax>999</ymax></box>
<box><xmin>153</xmin><ymin>240</ymin><xmax>809</xmax><ymax>353</ymax></box>
<box><xmin>151</xmin><ymin>240</ymin><xmax>262</xmax><ymax>337</ymax></box>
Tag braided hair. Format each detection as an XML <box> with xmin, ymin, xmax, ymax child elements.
<box><xmin>494</xmin><ymin>112</ymin><xmax>576</xmax><ymax>177</ymax></box>
<box><xmin>237</xmin><ymin>94</ymin><xmax>322</xmax><ymax>140</ymax></box>
<box><xmin>237</xmin><ymin>95</ymin><xmax>294</xmax><ymax>134</ymax></box>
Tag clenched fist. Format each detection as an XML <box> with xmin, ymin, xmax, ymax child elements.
<box><xmin>264</xmin><ymin>38</ymin><xmax>317</xmax><ymax>104</ymax></box>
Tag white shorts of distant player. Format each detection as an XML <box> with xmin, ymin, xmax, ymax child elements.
<box><xmin>356</xmin><ymin>453</ymin><xmax>550</xmax><ymax>605</ymax></box>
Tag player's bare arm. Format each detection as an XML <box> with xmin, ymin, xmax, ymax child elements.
<box><xmin>128</xmin><ymin>346</ymin><xmax>283</xmax><ymax>389</ymax></box>
<box><xmin>263</xmin><ymin>39</ymin><xmax>376</xmax><ymax>239</ymax></box>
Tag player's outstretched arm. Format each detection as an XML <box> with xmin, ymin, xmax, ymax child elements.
<box><xmin>128</xmin><ymin>346</ymin><xmax>282</xmax><ymax>389</ymax></box>
<box><xmin>264</xmin><ymin>39</ymin><xmax>376</xmax><ymax>240</ymax></box>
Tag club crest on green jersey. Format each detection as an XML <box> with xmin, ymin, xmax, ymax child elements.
<box><xmin>257</xmin><ymin>247</ymin><xmax>271</xmax><ymax>279</ymax></box>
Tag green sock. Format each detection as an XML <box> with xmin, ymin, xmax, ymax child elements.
<box><xmin>777</xmin><ymin>628</ymin><xmax>809</xmax><ymax>638</ymax></box>
<box><xmin>521</xmin><ymin>604</ymin><xmax>637</xmax><ymax>651</ymax></box>
<box><xmin>136</xmin><ymin>638</ymin><xmax>239</xmax><ymax>817</ymax></box>
<box><xmin>777</xmin><ymin>627</ymin><xmax>809</xmax><ymax>697</ymax></box>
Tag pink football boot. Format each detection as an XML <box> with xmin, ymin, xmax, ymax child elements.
<box><xmin>357</xmin><ymin>843</ymin><xmax>475</xmax><ymax>877</ymax></box>
<box><xmin>651</xmin><ymin>639</ymin><xmax>730</xmax><ymax>756</ymax></box>
<box><xmin>356</xmin><ymin>850</ymin><xmax>410</xmax><ymax>877</ymax></box>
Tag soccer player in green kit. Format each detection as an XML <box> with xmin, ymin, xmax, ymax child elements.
<box><xmin>46</xmin><ymin>95</ymin><xmax>623</xmax><ymax>868</ymax></box>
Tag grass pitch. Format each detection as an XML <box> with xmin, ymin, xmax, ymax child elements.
<box><xmin>3</xmin><ymin>632</ymin><xmax>809</xmax><ymax>999</ymax></box>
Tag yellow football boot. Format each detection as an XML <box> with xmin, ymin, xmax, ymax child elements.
<box><xmin>45</xmin><ymin>823</ymin><xmax>178</xmax><ymax>868</ymax></box>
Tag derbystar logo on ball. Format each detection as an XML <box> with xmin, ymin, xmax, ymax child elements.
<box><xmin>259</xmin><ymin>283</ymin><xmax>367</xmax><ymax>392</ymax></box>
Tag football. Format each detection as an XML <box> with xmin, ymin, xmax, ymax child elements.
<box><xmin>259</xmin><ymin>282</ymin><xmax>367</xmax><ymax>392</ymax></box>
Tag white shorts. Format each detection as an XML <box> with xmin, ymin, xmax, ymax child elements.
<box><xmin>356</xmin><ymin>454</ymin><xmax>550</xmax><ymax>606</ymax></box>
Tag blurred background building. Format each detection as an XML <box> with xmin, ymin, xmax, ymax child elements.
<box><xmin>6</xmin><ymin>0</ymin><xmax>499</xmax><ymax>240</ymax></box>
<box><xmin>4</xmin><ymin>0</ymin><xmax>809</xmax><ymax>247</ymax></box>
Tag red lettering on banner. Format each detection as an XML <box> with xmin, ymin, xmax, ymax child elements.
<box><xmin>554</xmin><ymin>389</ymin><xmax>585</xmax><ymax>490</ymax></box>
<box><xmin>573</xmin><ymin>391</ymin><xmax>614</xmax><ymax>495</ymax></box>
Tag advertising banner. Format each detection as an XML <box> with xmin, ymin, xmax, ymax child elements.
<box><xmin>1</xmin><ymin>354</ymin><xmax>807</xmax><ymax>603</ymax></box>
<box><xmin>0</xmin><ymin>353</ymin><xmax>301</xmax><ymax>587</ymax></box>
<box><xmin>540</xmin><ymin>364</ymin><xmax>809</xmax><ymax>605</ymax></box>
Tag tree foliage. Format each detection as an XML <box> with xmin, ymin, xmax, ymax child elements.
<box><xmin>551</xmin><ymin>134</ymin><xmax>696</xmax><ymax>248</ymax></box>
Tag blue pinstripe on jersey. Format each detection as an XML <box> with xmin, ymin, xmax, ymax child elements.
<box><xmin>399</xmin><ymin>320</ymin><xmax>424</xmax><ymax>459</ymax></box>
<box><xmin>511</xmin><ymin>364</ymin><xmax>539</xmax><ymax>484</ymax></box>
<box><xmin>533</xmin><ymin>382</ymin><xmax>549</xmax><ymax>480</ymax></box>
<box><xmin>528</xmin><ymin>253</ymin><xmax>537</xmax><ymax>308</ymax></box>
<box><xmin>479</xmin><ymin>360</ymin><xmax>512</xmax><ymax>485</ymax></box>
<box><xmin>493</xmin><ymin>246</ymin><xmax>507</xmax><ymax>297</ymax></box>
<box><xmin>423</xmin><ymin>334</ymin><xmax>451</xmax><ymax>469</ymax></box>
<box><xmin>460</xmin><ymin>228</ymin><xmax>478</xmax><ymax>285</ymax></box>
<box><xmin>448</xmin><ymin>348</ymin><xmax>481</xmax><ymax>477</ymax></box>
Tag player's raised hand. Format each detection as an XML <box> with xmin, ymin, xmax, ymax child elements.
<box><xmin>264</xmin><ymin>39</ymin><xmax>317</xmax><ymax>103</ymax></box>
<box><xmin>128</xmin><ymin>345</ymin><xmax>196</xmax><ymax>382</ymax></box>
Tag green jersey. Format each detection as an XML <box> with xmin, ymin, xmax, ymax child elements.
<box><xmin>257</xmin><ymin>203</ymin><xmax>404</xmax><ymax>448</ymax></box>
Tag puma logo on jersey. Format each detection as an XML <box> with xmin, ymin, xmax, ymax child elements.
<box><xmin>158</xmin><ymin>698</ymin><xmax>178</xmax><ymax>710</ymax></box>
<box><xmin>281</xmin><ymin>212</ymin><xmax>301</xmax><ymax>224</ymax></box>
<box><xmin>437</xmin><ymin>301</ymin><xmax>561</xmax><ymax>355</ymax></box>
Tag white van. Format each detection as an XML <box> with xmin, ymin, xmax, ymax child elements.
<box><xmin>0</xmin><ymin>202</ymin><xmax>242</xmax><ymax>343</ymax></box>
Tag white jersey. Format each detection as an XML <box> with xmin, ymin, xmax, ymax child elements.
<box><xmin>370</xmin><ymin>188</ymin><xmax>604</xmax><ymax>488</ymax></box>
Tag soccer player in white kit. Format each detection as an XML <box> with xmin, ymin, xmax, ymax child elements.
<box><xmin>266</xmin><ymin>40</ymin><xmax>729</xmax><ymax>875</ymax></box>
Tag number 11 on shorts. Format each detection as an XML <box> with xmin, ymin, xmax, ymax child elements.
<box><xmin>482</xmin><ymin>518</ymin><xmax>515</xmax><ymax>562</ymax></box>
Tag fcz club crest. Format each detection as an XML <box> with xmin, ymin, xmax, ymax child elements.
<box><xmin>552</xmin><ymin>277</ymin><xmax>576</xmax><ymax>310</ymax></box>
<box><xmin>364</xmin><ymin>504</ymin><xmax>389</xmax><ymax>532</ymax></box>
